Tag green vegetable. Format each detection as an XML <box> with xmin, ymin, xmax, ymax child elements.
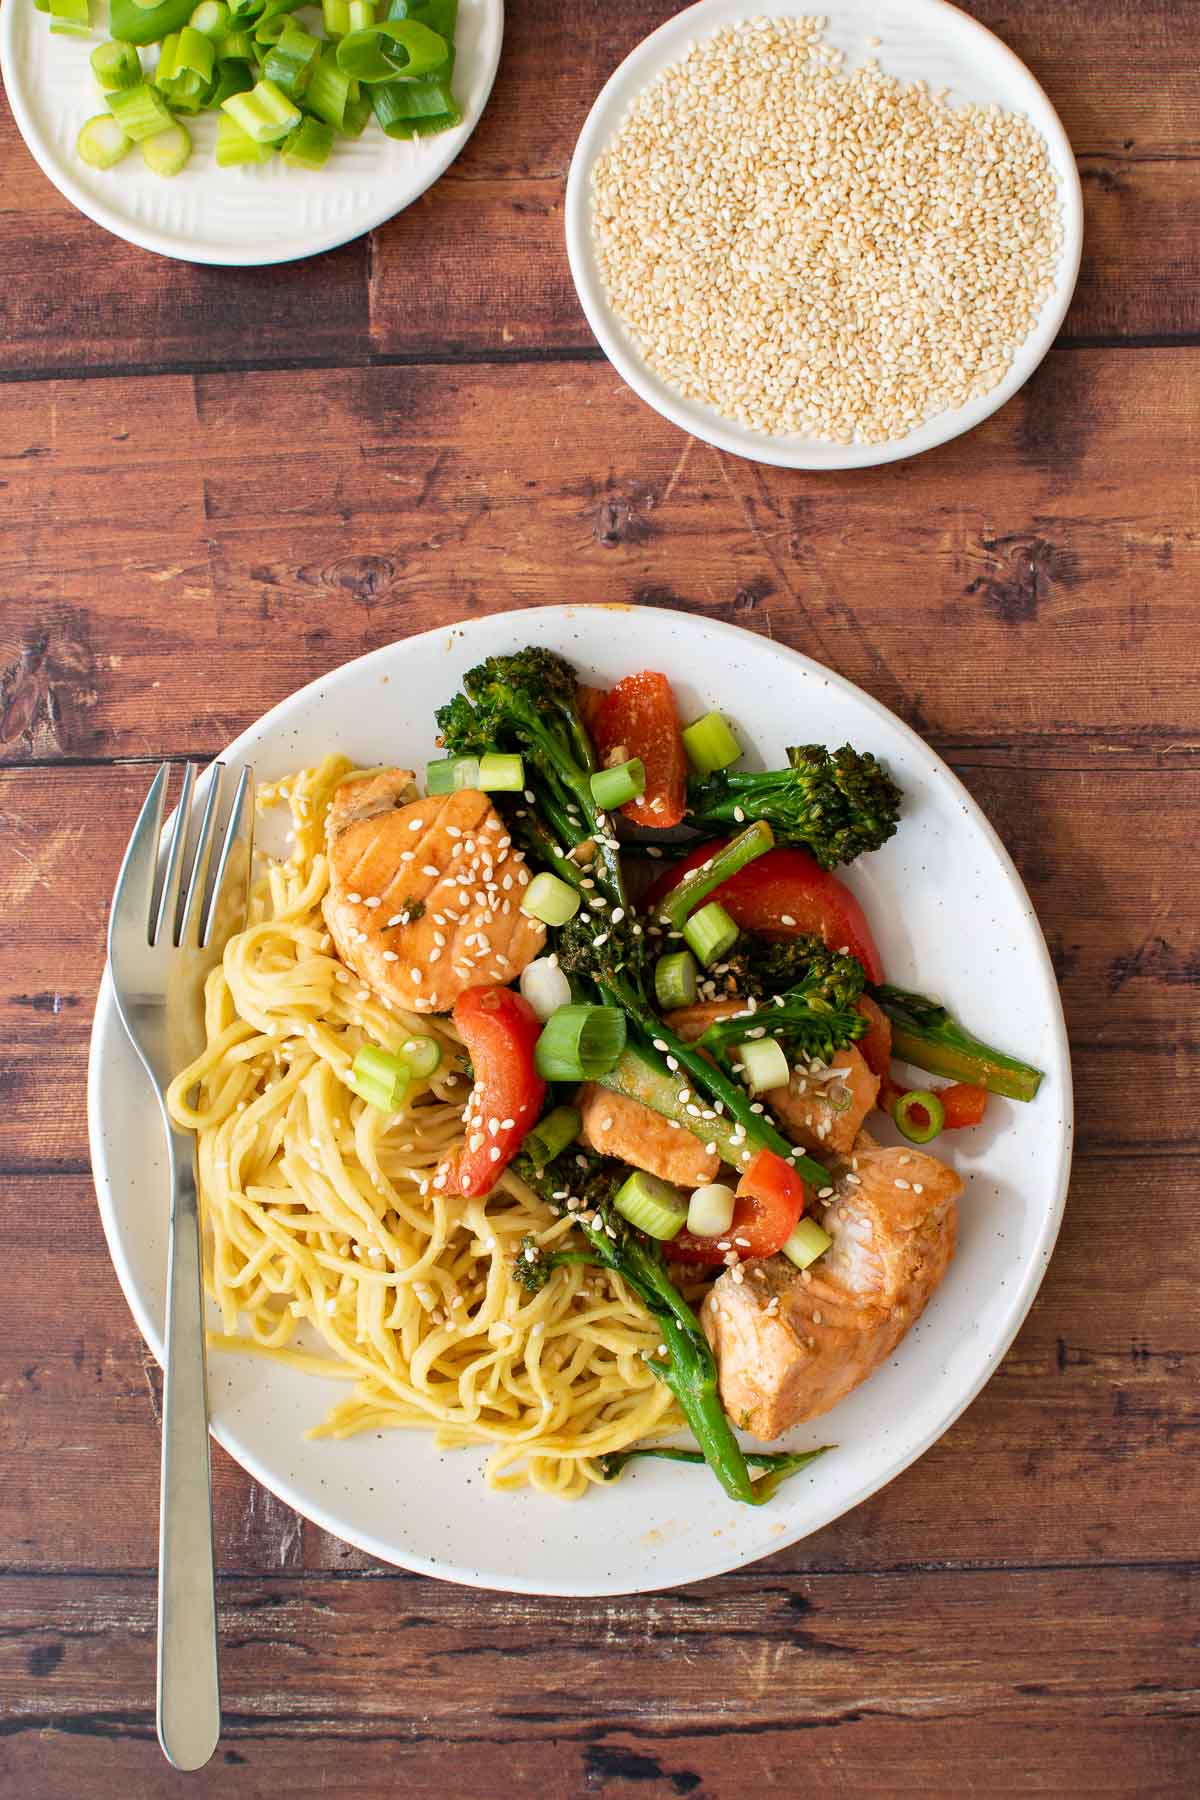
<box><xmin>533</xmin><ymin>1004</ymin><xmax>626</xmax><ymax>1082</ymax></box>
<box><xmin>210</xmin><ymin>59</ymin><xmax>254</xmax><ymax>106</ymax></box>
<box><xmin>221</xmin><ymin>77</ymin><xmax>300</xmax><ymax>142</ymax></box>
<box><xmin>156</xmin><ymin>26</ymin><xmax>215</xmax><ymax>112</ymax></box>
<box><xmin>870</xmin><ymin>984</ymin><xmax>1043</xmax><ymax>1102</ymax></box>
<box><xmin>686</xmin><ymin>744</ymin><xmax>902</xmax><ymax>870</ymax></box>
<box><xmin>598</xmin><ymin>1443</ymin><xmax>830</xmax><ymax>1499</ymax></box>
<box><xmin>215</xmin><ymin>109</ymin><xmax>274</xmax><ymax>162</ymax></box>
<box><xmin>90</xmin><ymin>39</ymin><xmax>142</xmax><ymax>89</ymax></box>
<box><xmin>107</xmin><ymin>81</ymin><xmax>174</xmax><ymax>141</ymax></box>
<box><xmin>654</xmin><ymin>821</ymin><xmax>773</xmax><ymax>931</ymax></box>
<box><xmin>335</xmin><ymin>18</ymin><xmax>445</xmax><ymax>82</ymax></box>
<box><xmin>141</xmin><ymin>120</ymin><xmax>192</xmax><ymax>173</ymax></box>
<box><xmin>521</xmin><ymin>871</ymin><xmax>581</xmax><ymax>928</ymax></box>
<box><xmin>264</xmin><ymin>19</ymin><xmax>321</xmax><ymax>99</ymax></box>
<box><xmin>734</xmin><ymin>1037</ymin><xmax>789</xmax><ymax>1095</ymax></box>
<box><xmin>347</xmin><ymin>0</ymin><xmax>374</xmax><ymax>25</ymax></box>
<box><xmin>50</xmin><ymin>0</ymin><xmax>90</xmax><ymax>23</ymax></box>
<box><xmin>281</xmin><ymin>114</ymin><xmax>334</xmax><ymax>163</ymax></box>
<box><xmin>683</xmin><ymin>900</ymin><xmax>739</xmax><ymax>967</ymax></box>
<box><xmin>189</xmin><ymin>0</ymin><xmax>230</xmax><ymax>34</ymax></box>
<box><xmin>322</xmin><ymin>0</ymin><xmax>351</xmax><ymax>33</ymax></box>
<box><xmin>304</xmin><ymin>48</ymin><xmax>354</xmax><ymax>128</ymax></box>
<box><xmin>110</xmin><ymin>0</ymin><xmax>196</xmax><ymax>46</ymax></box>
<box><xmin>696</xmin><ymin>941</ymin><xmax>868</xmax><ymax>1068</ymax></box>
<box><xmin>612</xmin><ymin>1170</ymin><xmax>688</xmax><ymax>1241</ymax></box>
<box><xmin>893</xmin><ymin>1088</ymin><xmax>945</xmax><ymax>1144</ymax></box>
<box><xmin>780</xmin><ymin>1216</ymin><xmax>832</xmax><ymax>1270</ymax></box>
<box><xmin>351</xmin><ymin>1044</ymin><xmax>411</xmax><ymax>1109</ymax></box>
<box><xmin>521</xmin><ymin>1104</ymin><xmax>582</xmax><ymax>1172</ymax></box>
<box><xmin>76</xmin><ymin>112</ymin><xmax>131</xmax><ymax>167</ymax></box>
<box><xmin>653</xmin><ymin>949</ymin><xmax>697</xmax><ymax>1011</ymax></box>
<box><xmin>217</xmin><ymin>28</ymin><xmax>255</xmax><ymax>57</ymax></box>
<box><xmin>682</xmin><ymin>710</ymin><xmax>741</xmax><ymax>776</ymax></box>
<box><xmin>370</xmin><ymin>68</ymin><xmax>460</xmax><ymax>135</ymax></box>
<box><xmin>589</xmin><ymin>758</ymin><xmax>644</xmax><ymax>811</ymax></box>
<box><xmin>396</xmin><ymin>1034</ymin><xmax>440</xmax><ymax>1080</ymax></box>
<box><xmin>477</xmin><ymin>752</ymin><xmax>525</xmax><ymax>792</ymax></box>
<box><xmin>425</xmin><ymin>755</ymin><xmax>478</xmax><ymax>795</ymax></box>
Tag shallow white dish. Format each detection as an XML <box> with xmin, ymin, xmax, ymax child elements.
<box><xmin>88</xmin><ymin>604</ymin><xmax>1072</xmax><ymax>1594</ymax></box>
<box><xmin>1</xmin><ymin>0</ymin><xmax>503</xmax><ymax>266</ymax></box>
<box><xmin>565</xmin><ymin>0</ymin><xmax>1083</xmax><ymax>470</ymax></box>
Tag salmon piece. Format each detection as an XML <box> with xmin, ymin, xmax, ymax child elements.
<box><xmin>665</xmin><ymin>999</ymin><xmax>880</xmax><ymax>1155</ymax></box>
<box><xmin>322</xmin><ymin>772</ymin><xmax>546</xmax><ymax>1013</ymax></box>
<box><xmin>701</xmin><ymin>1133</ymin><xmax>961</xmax><ymax>1437</ymax></box>
<box><xmin>576</xmin><ymin>1083</ymin><xmax>720</xmax><ymax>1188</ymax></box>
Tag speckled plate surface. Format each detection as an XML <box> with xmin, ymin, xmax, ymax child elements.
<box><xmin>88</xmin><ymin>605</ymin><xmax>1072</xmax><ymax>1594</ymax></box>
<box><xmin>1</xmin><ymin>0</ymin><xmax>503</xmax><ymax>266</ymax></box>
<box><xmin>565</xmin><ymin>0</ymin><xmax>1083</xmax><ymax>469</ymax></box>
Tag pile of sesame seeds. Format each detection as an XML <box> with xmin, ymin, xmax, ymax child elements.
<box><xmin>591</xmin><ymin>14</ymin><xmax>1063</xmax><ymax>444</ymax></box>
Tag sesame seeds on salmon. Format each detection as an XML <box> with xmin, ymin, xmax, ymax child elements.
<box><xmin>322</xmin><ymin>770</ymin><xmax>546</xmax><ymax>1013</ymax></box>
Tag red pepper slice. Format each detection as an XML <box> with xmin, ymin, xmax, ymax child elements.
<box><xmin>448</xmin><ymin>985</ymin><xmax>547</xmax><ymax>1198</ymax></box>
<box><xmin>594</xmin><ymin>671</ymin><xmax>688</xmax><ymax>830</ymax></box>
<box><xmin>855</xmin><ymin>994</ymin><xmax>892</xmax><ymax>1081</ymax></box>
<box><xmin>668</xmin><ymin>1149</ymin><xmax>806</xmax><ymax>1264</ymax></box>
<box><xmin>643</xmin><ymin>840</ymin><xmax>884</xmax><ymax>983</ymax></box>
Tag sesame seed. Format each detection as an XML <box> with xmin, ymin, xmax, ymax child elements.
<box><xmin>894</xmin><ymin>1178</ymin><xmax>911</xmax><ymax>1190</ymax></box>
<box><xmin>347</xmin><ymin>891</ymin><xmax>362</xmax><ymax>904</ymax></box>
<box><xmin>410</xmin><ymin>969</ymin><xmax>423</xmax><ymax>984</ymax></box>
<box><xmin>422</xmin><ymin>865</ymin><xmax>439</xmax><ymax>878</ymax></box>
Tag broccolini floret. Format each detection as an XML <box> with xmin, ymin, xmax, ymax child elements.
<box><xmin>686</xmin><ymin>743</ymin><xmax>902</xmax><ymax>869</ymax></box>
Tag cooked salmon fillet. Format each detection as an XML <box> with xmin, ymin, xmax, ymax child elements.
<box><xmin>322</xmin><ymin>770</ymin><xmax>546</xmax><ymax>1013</ymax></box>
<box><xmin>576</xmin><ymin>1083</ymin><xmax>720</xmax><ymax>1188</ymax></box>
<box><xmin>701</xmin><ymin>1133</ymin><xmax>961</xmax><ymax>1437</ymax></box>
<box><xmin>664</xmin><ymin>998</ymin><xmax>880</xmax><ymax>1154</ymax></box>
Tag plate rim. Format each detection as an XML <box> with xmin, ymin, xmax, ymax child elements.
<box><xmin>87</xmin><ymin>603</ymin><xmax>1074</xmax><ymax>1594</ymax></box>
<box><xmin>563</xmin><ymin>0</ymin><xmax>1085</xmax><ymax>470</ymax></box>
<box><xmin>0</xmin><ymin>0</ymin><xmax>505</xmax><ymax>268</ymax></box>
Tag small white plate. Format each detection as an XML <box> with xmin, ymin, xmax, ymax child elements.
<box><xmin>1</xmin><ymin>0</ymin><xmax>503</xmax><ymax>266</ymax></box>
<box><xmin>565</xmin><ymin>0</ymin><xmax>1083</xmax><ymax>469</ymax></box>
<box><xmin>88</xmin><ymin>605</ymin><xmax>1072</xmax><ymax>1594</ymax></box>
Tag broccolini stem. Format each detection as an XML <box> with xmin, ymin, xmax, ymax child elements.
<box><xmin>870</xmin><ymin>983</ymin><xmax>1044</xmax><ymax>1102</ymax></box>
<box><xmin>654</xmin><ymin>821</ymin><xmax>774</xmax><ymax>931</ymax></box>
<box><xmin>599</xmin><ymin>1443</ymin><xmax>831</xmax><ymax>1500</ymax></box>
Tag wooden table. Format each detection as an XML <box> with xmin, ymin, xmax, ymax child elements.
<box><xmin>2</xmin><ymin>2</ymin><xmax>1197</xmax><ymax>1792</ymax></box>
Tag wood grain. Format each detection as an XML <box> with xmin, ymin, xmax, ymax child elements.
<box><xmin>2</xmin><ymin>0</ymin><xmax>1199</xmax><ymax>376</ymax></box>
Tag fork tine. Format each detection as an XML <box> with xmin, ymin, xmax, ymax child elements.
<box><xmin>178</xmin><ymin>763</ymin><xmax>223</xmax><ymax>948</ymax></box>
<box><xmin>153</xmin><ymin>763</ymin><xmax>197</xmax><ymax>948</ymax></box>
<box><xmin>109</xmin><ymin>762</ymin><xmax>171</xmax><ymax>957</ymax></box>
<box><xmin>202</xmin><ymin>765</ymin><xmax>254</xmax><ymax>951</ymax></box>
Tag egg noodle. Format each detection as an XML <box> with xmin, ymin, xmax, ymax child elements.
<box><xmin>166</xmin><ymin>756</ymin><xmax>677</xmax><ymax>1499</ymax></box>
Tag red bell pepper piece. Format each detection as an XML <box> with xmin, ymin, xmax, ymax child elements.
<box><xmin>881</xmin><ymin>1076</ymin><xmax>988</xmax><ymax>1133</ymax></box>
<box><xmin>594</xmin><ymin>671</ymin><xmax>688</xmax><ymax>829</ymax></box>
<box><xmin>643</xmin><ymin>840</ymin><xmax>884</xmax><ymax>983</ymax></box>
<box><xmin>447</xmin><ymin>985</ymin><xmax>546</xmax><ymax>1198</ymax></box>
<box><xmin>855</xmin><ymin>993</ymin><xmax>892</xmax><ymax>1080</ymax></box>
<box><xmin>668</xmin><ymin>1149</ymin><xmax>806</xmax><ymax>1264</ymax></box>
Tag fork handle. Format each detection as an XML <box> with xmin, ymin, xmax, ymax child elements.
<box><xmin>156</xmin><ymin>1127</ymin><xmax>221</xmax><ymax>1771</ymax></box>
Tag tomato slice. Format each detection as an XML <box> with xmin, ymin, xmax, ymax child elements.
<box><xmin>668</xmin><ymin>1149</ymin><xmax>806</xmax><ymax>1264</ymax></box>
<box><xmin>448</xmin><ymin>985</ymin><xmax>547</xmax><ymax>1197</ymax></box>
<box><xmin>594</xmin><ymin>671</ymin><xmax>688</xmax><ymax>830</ymax></box>
<box><xmin>855</xmin><ymin>994</ymin><xmax>892</xmax><ymax>1080</ymax></box>
<box><xmin>643</xmin><ymin>840</ymin><xmax>884</xmax><ymax>983</ymax></box>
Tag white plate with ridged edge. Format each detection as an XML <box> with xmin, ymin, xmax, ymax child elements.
<box><xmin>565</xmin><ymin>0</ymin><xmax>1084</xmax><ymax>469</ymax></box>
<box><xmin>88</xmin><ymin>603</ymin><xmax>1072</xmax><ymax>1595</ymax></box>
<box><xmin>1</xmin><ymin>0</ymin><xmax>502</xmax><ymax>266</ymax></box>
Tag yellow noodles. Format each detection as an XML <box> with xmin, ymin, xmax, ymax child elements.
<box><xmin>167</xmin><ymin>757</ymin><xmax>676</xmax><ymax>1498</ymax></box>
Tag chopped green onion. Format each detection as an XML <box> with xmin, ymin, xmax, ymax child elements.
<box><xmin>370</xmin><ymin>71</ymin><xmax>460</xmax><ymax>135</ymax></box>
<box><xmin>304</xmin><ymin>48</ymin><xmax>352</xmax><ymax>126</ymax></box>
<box><xmin>534</xmin><ymin>1004</ymin><xmax>626</xmax><ymax>1082</ymax></box>
<box><xmin>397</xmin><ymin>1035</ymin><xmax>441</xmax><ymax>1080</ymax></box>
<box><xmin>589</xmin><ymin>758</ymin><xmax>645</xmax><ymax>811</ymax></box>
<box><xmin>351</xmin><ymin>1044</ymin><xmax>411</xmax><ymax>1109</ymax></box>
<box><xmin>345</xmin><ymin>1067</ymin><xmax>396</xmax><ymax>1111</ymax></box>
<box><xmin>281</xmin><ymin>114</ymin><xmax>333</xmax><ymax>167</ymax></box>
<box><xmin>141</xmin><ymin>120</ymin><xmax>192</xmax><ymax>173</ymax></box>
<box><xmin>156</xmin><ymin>26</ymin><xmax>215</xmax><ymax>109</ymax></box>
<box><xmin>76</xmin><ymin>112</ymin><xmax>131</xmax><ymax>167</ymax></box>
<box><xmin>424</xmin><ymin>755</ymin><xmax>479</xmax><ymax>795</ymax></box>
<box><xmin>522</xmin><ymin>1104</ymin><xmax>582</xmax><ymax>1171</ymax></box>
<box><xmin>49</xmin><ymin>0</ymin><xmax>90</xmax><ymax>22</ymax></box>
<box><xmin>780</xmin><ymin>1216</ymin><xmax>832</xmax><ymax>1270</ymax></box>
<box><xmin>335</xmin><ymin>18</ymin><xmax>446</xmax><ymax>83</ymax></box>
<box><xmin>217</xmin><ymin>26</ymin><xmax>255</xmax><ymax>57</ymax></box>
<box><xmin>477</xmin><ymin>752</ymin><xmax>525</xmax><ymax>792</ymax></box>
<box><xmin>656</xmin><ymin>821</ymin><xmax>774</xmax><ymax>931</ymax></box>
<box><xmin>347</xmin><ymin>0</ymin><xmax>374</xmax><ymax>26</ymax></box>
<box><xmin>654</xmin><ymin>949</ymin><xmax>698</xmax><ymax>1011</ymax></box>
<box><xmin>107</xmin><ymin>82</ymin><xmax>175</xmax><ymax>141</ymax></box>
<box><xmin>215</xmin><ymin>109</ymin><xmax>274</xmax><ymax>163</ymax></box>
<box><xmin>613</xmin><ymin>1171</ymin><xmax>687</xmax><ymax>1241</ymax></box>
<box><xmin>264</xmin><ymin>20</ymin><xmax>321</xmax><ymax>99</ymax></box>
<box><xmin>519</xmin><ymin>956</ymin><xmax>572</xmax><ymax>1022</ymax></box>
<box><xmin>50</xmin><ymin>22</ymin><xmax>94</xmax><ymax>35</ymax></box>
<box><xmin>734</xmin><ymin>1037</ymin><xmax>789</xmax><ymax>1095</ymax></box>
<box><xmin>322</xmin><ymin>0</ymin><xmax>351</xmax><ymax>33</ymax></box>
<box><xmin>221</xmin><ymin>77</ymin><xmax>300</xmax><ymax>142</ymax></box>
<box><xmin>893</xmin><ymin>1089</ymin><xmax>945</xmax><ymax>1144</ymax></box>
<box><xmin>90</xmin><ymin>39</ymin><xmax>142</xmax><ymax>89</ymax></box>
<box><xmin>520</xmin><ymin>872</ymin><xmax>580</xmax><ymax>928</ymax></box>
<box><xmin>253</xmin><ymin>12</ymin><xmax>289</xmax><ymax>42</ymax></box>
<box><xmin>211</xmin><ymin>59</ymin><xmax>254</xmax><ymax>106</ymax></box>
<box><xmin>110</xmin><ymin>0</ymin><xmax>199</xmax><ymax>45</ymax></box>
<box><xmin>683</xmin><ymin>900</ymin><xmax>739</xmax><ymax>968</ymax></box>
<box><xmin>686</xmin><ymin>1181</ymin><xmax>735</xmax><ymax>1238</ymax></box>
<box><xmin>341</xmin><ymin>84</ymin><xmax>374</xmax><ymax>136</ymax></box>
<box><xmin>682</xmin><ymin>710</ymin><xmax>742</xmax><ymax>775</ymax></box>
<box><xmin>189</xmin><ymin>0</ymin><xmax>230</xmax><ymax>33</ymax></box>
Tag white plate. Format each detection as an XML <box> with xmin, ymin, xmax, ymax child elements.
<box><xmin>1</xmin><ymin>0</ymin><xmax>503</xmax><ymax>266</ymax></box>
<box><xmin>88</xmin><ymin>605</ymin><xmax>1072</xmax><ymax>1594</ymax></box>
<box><xmin>565</xmin><ymin>0</ymin><xmax>1084</xmax><ymax>469</ymax></box>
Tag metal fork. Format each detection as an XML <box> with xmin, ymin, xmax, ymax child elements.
<box><xmin>108</xmin><ymin>761</ymin><xmax>254</xmax><ymax>1771</ymax></box>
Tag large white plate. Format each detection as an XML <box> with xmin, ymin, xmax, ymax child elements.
<box><xmin>88</xmin><ymin>605</ymin><xmax>1072</xmax><ymax>1594</ymax></box>
<box><xmin>565</xmin><ymin>0</ymin><xmax>1084</xmax><ymax>469</ymax></box>
<box><xmin>1</xmin><ymin>0</ymin><xmax>503</xmax><ymax>266</ymax></box>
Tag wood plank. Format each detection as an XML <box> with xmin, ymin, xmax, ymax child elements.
<box><xmin>1</xmin><ymin>1</ymin><xmax>1198</xmax><ymax>375</ymax></box>
<box><xmin>0</xmin><ymin>1568</ymin><xmax>1196</xmax><ymax>1797</ymax></box>
<box><xmin>1</xmin><ymin>353</ymin><xmax>1198</xmax><ymax>771</ymax></box>
<box><xmin>1</xmin><ymin>1149</ymin><xmax>1195</xmax><ymax>1576</ymax></box>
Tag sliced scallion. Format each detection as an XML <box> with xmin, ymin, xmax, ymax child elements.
<box><xmin>520</xmin><ymin>872</ymin><xmax>580</xmax><ymax>928</ymax></box>
<box><xmin>346</xmin><ymin>1067</ymin><xmax>397</xmax><ymax>1112</ymax></box>
<box><xmin>533</xmin><ymin>1004</ymin><xmax>626</xmax><ymax>1082</ymax></box>
<box><xmin>351</xmin><ymin>1044</ymin><xmax>411</xmax><ymax>1109</ymax></box>
<box><xmin>141</xmin><ymin>119</ymin><xmax>192</xmax><ymax>174</ymax></box>
<box><xmin>780</xmin><ymin>1216</ymin><xmax>832</xmax><ymax>1271</ymax></box>
<box><xmin>322</xmin><ymin>0</ymin><xmax>351</xmax><ymax>34</ymax></box>
<box><xmin>211</xmin><ymin>59</ymin><xmax>254</xmax><ymax>107</ymax></box>
<box><xmin>893</xmin><ymin>1089</ymin><xmax>945</xmax><ymax>1144</ymax></box>
<box><xmin>518</xmin><ymin>956</ymin><xmax>572</xmax><ymax>1023</ymax></box>
<box><xmin>653</xmin><ymin>949</ymin><xmax>698</xmax><ymax>1011</ymax></box>
<box><xmin>734</xmin><ymin>1037</ymin><xmax>789</xmax><ymax>1095</ymax></box>
<box><xmin>264</xmin><ymin>20</ymin><xmax>321</xmax><ymax>100</ymax></box>
<box><xmin>683</xmin><ymin>900</ymin><xmax>739</xmax><ymax>967</ymax></box>
<box><xmin>686</xmin><ymin>1181</ymin><xmax>736</xmax><ymax>1238</ymax></box>
<box><xmin>90</xmin><ymin>39</ymin><xmax>141</xmax><ymax>89</ymax></box>
<box><xmin>424</xmin><ymin>755</ymin><xmax>478</xmax><ymax>795</ymax></box>
<box><xmin>522</xmin><ymin>1104</ymin><xmax>582</xmax><ymax>1171</ymax></box>
<box><xmin>682</xmin><ymin>710</ymin><xmax>742</xmax><ymax>775</ymax></box>
<box><xmin>216</xmin><ymin>27</ymin><xmax>255</xmax><ymax>57</ymax></box>
<box><xmin>335</xmin><ymin>18</ymin><xmax>446</xmax><ymax>83</ymax></box>
<box><xmin>107</xmin><ymin>81</ymin><xmax>175</xmax><ymax>141</ymax></box>
<box><xmin>76</xmin><ymin>112</ymin><xmax>131</xmax><ymax>167</ymax></box>
<box><xmin>478</xmin><ymin>752</ymin><xmax>524</xmax><ymax>792</ymax></box>
<box><xmin>188</xmin><ymin>0</ymin><xmax>230</xmax><ymax>34</ymax></box>
<box><xmin>49</xmin><ymin>0</ymin><xmax>90</xmax><ymax>23</ymax></box>
<box><xmin>347</xmin><ymin>0</ymin><xmax>374</xmax><ymax>27</ymax></box>
<box><xmin>370</xmin><ymin>71</ymin><xmax>459</xmax><ymax>135</ymax></box>
<box><xmin>109</xmin><ymin>0</ymin><xmax>201</xmax><ymax>45</ymax></box>
<box><xmin>589</xmin><ymin>758</ymin><xmax>645</xmax><ymax>811</ymax></box>
<box><xmin>397</xmin><ymin>1034</ymin><xmax>441</xmax><ymax>1080</ymax></box>
<box><xmin>281</xmin><ymin>113</ymin><xmax>333</xmax><ymax>167</ymax></box>
<box><xmin>221</xmin><ymin>77</ymin><xmax>300</xmax><ymax>142</ymax></box>
<box><xmin>215</xmin><ymin>109</ymin><xmax>274</xmax><ymax>163</ymax></box>
<box><xmin>305</xmin><ymin>48</ymin><xmax>353</xmax><ymax>127</ymax></box>
<box><xmin>613</xmin><ymin>1171</ymin><xmax>687</xmax><ymax>1241</ymax></box>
